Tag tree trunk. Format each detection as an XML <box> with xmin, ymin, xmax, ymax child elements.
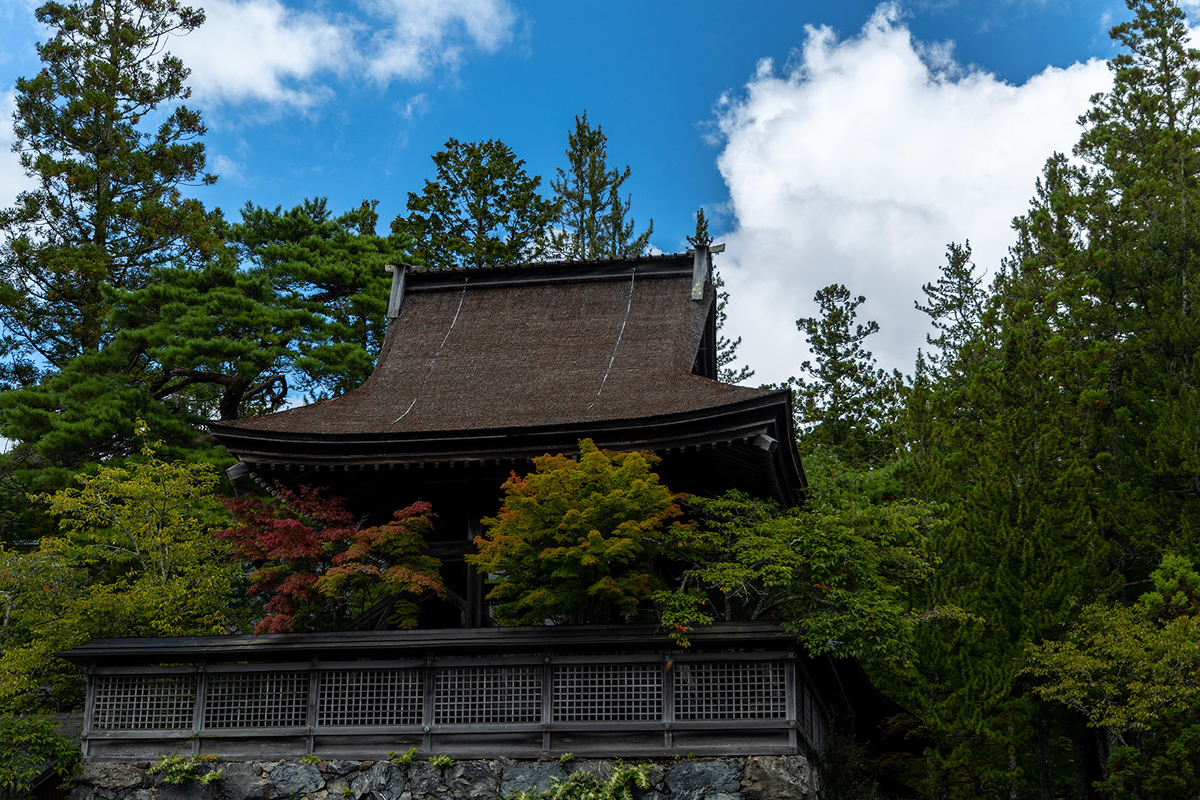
<box><xmin>1036</xmin><ymin>705</ymin><xmax>1054</xmax><ymax>800</ymax></box>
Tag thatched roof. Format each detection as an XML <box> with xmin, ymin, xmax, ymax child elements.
<box><xmin>211</xmin><ymin>253</ymin><xmax>804</xmax><ymax>502</ymax></box>
<box><xmin>223</xmin><ymin>254</ymin><xmax>770</xmax><ymax>435</ymax></box>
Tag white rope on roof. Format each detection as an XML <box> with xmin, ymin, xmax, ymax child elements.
<box><xmin>585</xmin><ymin>268</ymin><xmax>636</xmax><ymax>413</ymax></box>
<box><xmin>393</xmin><ymin>278</ymin><xmax>469</xmax><ymax>424</ymax></box>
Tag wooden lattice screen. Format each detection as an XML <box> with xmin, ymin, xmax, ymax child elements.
<box><xmin>81</xmin><ymin>651</ymin><xmax>825</xmax><ymax>760</ymax></box>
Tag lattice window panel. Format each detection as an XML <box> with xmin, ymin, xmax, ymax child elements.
<box><xmin>434</xmin><ymin>666</ymin><xmax>541</xmax><ymax>724</ymax></box>
<box><xmin>318</xmin><ymin>669</ymin><xmax>422</xmax><ymax>726</ymax></box>
<box><xmin>204</xmin><ymin>671</ymin><xmax>308</xmax><ymax>728</ymax></box>
<box><xmin>91</xmin><ymin>675</ymin><xmax>196</xmax><ymax>731</ymax></box>
<box><xmin>673</xmin><ymin>661</ymin><xmax>787</xmax><ymax>720</ymax></box>
<box><xmin>552</xmin><ymin>664</ymin><xmax>662</xmax><ymax>722</ymax></box>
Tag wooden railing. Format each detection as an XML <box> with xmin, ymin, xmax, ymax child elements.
<box><xmin>81</xmin><ymin>649</ymin><xmax>826</xmax><ymax>761</ymax></box>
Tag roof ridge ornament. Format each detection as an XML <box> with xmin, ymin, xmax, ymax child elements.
<box><xmin>385</xmin><ymin>263</ymin><xmax>413</xmax><ymax>319</ymax></box>
<box><xmin>689</xmin><ymin>244</ymin><xmax>724</xmax><ymax>300</ymax></box>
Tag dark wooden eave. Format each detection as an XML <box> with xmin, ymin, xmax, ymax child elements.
<box><xmin>213</xmin><ymin>391</ymin><xmax>805</xmax><ymax>504</ymax></box>
<box><xmin>57</xmin><ymin>621</ymin><xmax>799</xmax><ymax>667</ymax></box>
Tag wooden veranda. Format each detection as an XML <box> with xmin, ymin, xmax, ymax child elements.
<box><xmin>59</xmin><ymin>623</ymin><xmax>835</xmax><ymax>762</ymax></box>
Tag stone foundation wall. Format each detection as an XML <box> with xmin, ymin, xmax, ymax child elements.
<box><xmin>70</xmin><ymin>755</ymin><xmax>818</xmax><ymax>800</ymax></box>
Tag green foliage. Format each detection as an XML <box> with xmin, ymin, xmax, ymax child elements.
<box><xmin>0</xmin><ymin>0</ymin><xmax>228</xmax><ymax>472</ymax></box>
<box><xmin>0</xmin><ymin>713</ymin><xmax>79</xmax><ymax>799</ymax></box>
<box><xmin>230</xmin><ymin>198</ymin><xmax>407</xmax><ymax>400</ymax></box>
<box><xmin>392</xmin><ymin>138</ymin><xmax>555</xmax><ymax>269</ymax></box>
<box><xmin>387</xmin><ymin>748</ymin><xmax>418</xmax><ymax>766</ymax></box>
<box><xmin>887</xmin><ymin>3</ymin><xmax>1200</xmax><ymax>795</ymax></box>
<box><xmin>90</xmin><ymin>197</ymin><xmax>404</xmax><ymax>429</ymax></box>
<box><xmin>0</xmin><ymin>427</ymin><xmax>245</xmax><ymax>711</ymax></box>
<box><xmin>468</xmin><ymin>440</ymin><xmax>684</xmax><ymax>625</ymax></box>
<box><xmin>107</xmin><ymin>250</ymin><xmax>302</xmax><ymax>422</ymax></box>
<box><xmin>558</xmin><ymin>753</ymin><xmax>575</xmax><ymax>764</ymax></box>
<box><xmin>791</xmin><ymin>284</ymin><xmax>901</xmax><ymax>468</ymax></box>
<box><xmin>547</xmin><ymin>113</ymin><xmax>652</xmax><ymax>260</ymax></box>
<box><xmin>656</xmin><ymin>455</ymin><xmax>943</xmax><ymax>665</ymax></box>
<box><xmin>299</xmin><ymin>754</ymin><xmax>321</xmax><ymax>766</ymax></box>
<box><xmin>1025</xmin><ymin>555</ymin><xmax>1200</xmax><ymax>798</ymax></box>
<box><xmin>150</xmin><ymin>754</ymin><xmax>223</xmax><ymax>786</ymax></box>
<box><xmin>0</xmin><ymin>347</ymin><xmax>212</xmax><ymax>469</ymax></box>
<box><xmin>506</xmin><ymin>764</ymin><xmax>653</xmax><ymax>800</ymax></box>
<box><xmin>912</xmin><ymin>241</ymin><xmax>986</xmax><ymax>378</ymax></box>
<box><xmin>429</xmin><ymin>754</ymin><xmax>453</xmax><ymax>769</ymax></box>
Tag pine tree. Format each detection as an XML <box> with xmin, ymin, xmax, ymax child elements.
<box><xmin>548</xmin><ymin>113</ymin><xmax>652</xmax><ymax>260</ymax></box>
<box><xmin>914</xmin><ymin>241</ymin><xmax>987</xmax><ymax>377</ymax></box>
<box><xmin>0</xmin><ymin>0</ymin><xmax>219</xmax><ymax>370</ymax></box>
<box><xmin>889</xmin><ymin>4</ymin><xmax>1200</xmax><ymax>795</ymax></box>
<box><xmin>231</xmin><ymin>198</ymin><xmax>407</xmax><ymax>399</ymax></box>
<box><xmin>390</xmin><ymin>139</ymin><xmax>555</xmax><ymax>269</ymax></box>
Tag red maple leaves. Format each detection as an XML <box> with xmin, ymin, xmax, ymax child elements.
<box><xmin>218</xmin><ymin>485</ymin><xmax>444</xmax><ymax>633</ymax></box>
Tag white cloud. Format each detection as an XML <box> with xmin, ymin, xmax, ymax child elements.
<box><xmin>211</xmin><ymin>153</ymin><xmax>245</xmax><ymax>182</ymax></box>
<box><xmin>171</xmin><ymin>0</ymin><xmax>518</xmax><ymax>111</ymax></box>
<box><xmin>396</xmin><ymin>92</ymin><xmax>430</xmax><ymax>120</ymax></box>
<box><xmin>174</xmin><ymin>0</ymin><xmax>351</xmax><ymax>110</ymax></box>
<box><xmin>366</xmin><ymin>0</ymin><xmax>517</xmax><ymax>83</ymax></box>
<box><xmin>0</xmin><ymin>88</ymin><xmax>34</xmax><ymax>206</ymax></box>
<box><xmin>714</xmin><ymin>3</ymin><xmax>1111</xmax><ymax>384</ymax></box>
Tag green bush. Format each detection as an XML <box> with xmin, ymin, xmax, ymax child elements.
<box><xmin>0</xmin><ymin>714</ymin><xmax>79</xmax><ymax>799</ymax></box>
<box><xmin>506</xmin><ymin>764</ymin><xmax>653</xmax><ymax>800</ymax></box>
<box><xmin>149</xmin><ymin>754</ymin><xmax>223</xmax><ymax>787</ymax></box>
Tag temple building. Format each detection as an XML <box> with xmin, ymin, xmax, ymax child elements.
<box><xmin>59</xmin><ymin>249</ymin><xmax>896</xmax><ymax>763</ymax></box>
<box><xmin>210</xmin><ymin>247</ymin><xmax>804</xmax><ymax>628</ymax></box>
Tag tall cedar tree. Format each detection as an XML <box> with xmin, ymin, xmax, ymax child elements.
<box><xmin>0</xmin><ymin>0</ymin><xmax>219</xmax><ymax>375</ymax></box>
<box><xmin>688</xmin><ymin>208</ymin><xmax>754</xmax><ymax>384</ymax></box>
<box><xmin>0</xmin><ymin>0</ymin><xmax>225</xmax><ymax>479</ymax></box>
<box><xmin>391</xmin><ymin>139</ymin><xmax>555</xmax><ymax>269</ymax></box>
<box><xmin>548</xmin><ymin>113</ymin><xmax>653</xmax><ymax>260</ymax></box>
<box><xmin>913</xmin><ymin>241</ymin><xmax>987</xmax><ymax>379</ymax></box>
<box><xmin>890</xmin><ymin>2</ymin><xmax>1200</xmax><ymax>796</ymax></box>
<box><xmin>218</xmin><ymin>487</ymin><xmax>444</xmax><ymax>634</ymax></box>
<box><xmin>467</xmin><ymin>440</ymin><xmax>683</xmax><ymax>625</ymax></box>
<box><xmin>790</xmin><ymin>284</ymin><xmax>901</xmax><ymax>468</ymax></box>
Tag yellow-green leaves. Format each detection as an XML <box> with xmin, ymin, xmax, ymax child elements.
<box><xmin>468</xmin><ymin>439</ymin><xmax>684</xmax><ymax>625</ymax></box>
<box><xmin>0</xmin><ymin>440</ymin><xmax>244</xmax><ymax>712</ymax></box>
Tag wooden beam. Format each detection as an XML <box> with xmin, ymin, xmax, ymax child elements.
<box><xmin>386</xmin><ymin>264</ymin><xmax>408</xmax><ymax>319</ymax></box>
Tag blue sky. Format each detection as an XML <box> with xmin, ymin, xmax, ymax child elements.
<box><xmin>0</xmin><ymin>0</ymin><xmax>1155</xmax><ymax>384</ymax></box>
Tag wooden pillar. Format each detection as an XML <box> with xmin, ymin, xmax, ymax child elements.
<box><xmin>466</xmin><ymin>489</ymin><xmax>485</xmax><ymax>627</ymax></box>
<box><xmin>663</xmin><ymin>652</ymin><xmax>675</xmax><ymax>750</ymax></box>
<box><xmin>192</xmin><ymin>664</ymin><xmax>207</xmax><ymax>756</ymax></box>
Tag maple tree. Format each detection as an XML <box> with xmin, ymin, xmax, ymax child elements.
<box><xmin>467</xmin><ymin>439</ymin><xmax>685</xmax><ymax>625</ymax></box>
<box><xmin>218</xmin><ymin>487</ymin><xmax>444</xmax><ymax>633</ymax></box>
